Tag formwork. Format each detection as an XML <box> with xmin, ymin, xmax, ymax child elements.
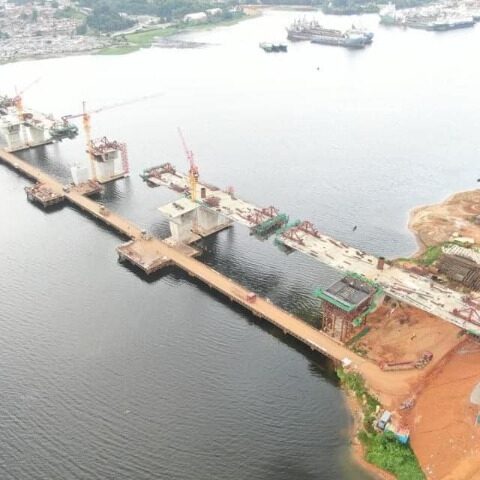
<box><xmin>315</xmin><ymin>274</ymin><xmax>380</xmax><ymax>342</ymax></box>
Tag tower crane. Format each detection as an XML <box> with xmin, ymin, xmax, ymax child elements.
<box><xmin>61</xmin><ymin>93</ymin><xmax>162</xmax><ymax>181</ymax></box>
<box><xmin>13</xmin><ymin>77</ymin><xmax>41</xmax><ymax>120</ymax></box>
<box><xmin>177</xmin><ymin>127</ymin><xmax>199</xmax><ymax>203</ymax></box>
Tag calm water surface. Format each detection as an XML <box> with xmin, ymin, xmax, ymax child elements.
<box><xmin>1</xmin><ymin>9</ymin><xmax>479</xmax><ymax>479</ymax></box>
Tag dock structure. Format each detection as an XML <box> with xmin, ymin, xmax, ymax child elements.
<box><xmin>0</xmin><ymin>147</ymin><xmax>380</xmax><ymax>369</ymax></box>
<box><xmin>25</xmin><ymin>183</ymin><xmax>64</xmax><ymax>208</ymax></box>
<box><xmin>5</xmin><ymin>147</ymin><xmax>462</xmax><ymax>408</ymax></box>
<box><xmin>142</xmin><ymin>166</ymin><xmax>480</xmax><ymax>336</ymax></box>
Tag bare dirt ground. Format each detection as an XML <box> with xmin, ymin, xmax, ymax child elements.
<box><xmin>358</xmin><ymin>302</ymin><xmax>462</xmax><ymax>368</ymax></box>
<box><xmin>344</xmin><ymin>192</ymin><xmax>480</xmax><ymax>479</ymax></box>
<box><xmin>409</xmin><ymin>189</ymin><xmax>480</xmax><ymax>252</ymax></box>
<box><xmin>406</xmin><ymin>339</ymin><xmax>480</xmax><ymax>480</ymax></box>
<box><xmin>348</xmin><ymin>304</ymin><xmax>480</xmax><ymax>480</ymax></box>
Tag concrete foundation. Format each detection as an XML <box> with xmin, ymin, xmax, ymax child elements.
<box><xmin>1</xmin><ymin>122</ymin><xmax>23</xmax><ymax>150</ymax></box>
<box><xmin>91</xmin><ymin>143</ymin><xmax>128</xmax><ymax>184</ymax></box>
<box><xmin>27</xmin><ymin>124</ymin><xmax>47</xmax><ymax>145</ymax></box>
<box><xmin>159</xmin><ymin>197</ymin><xmax>232</xmax><ymax>244</ymax></box>
<box><xmin>71</xmin><ymin>164</ymin><xmax>90</xmax><ymax>186</ymax></box>
<box><xmin>195</xmin><ymin>205</ymin><xmax>233</xmax><ymax>236</ymax></box>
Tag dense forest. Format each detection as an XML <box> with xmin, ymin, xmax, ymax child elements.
<box><xmin>322</xmin><ymin>0</ymin><xmax>431</xmax><ymax>14</ymax></box>
<box><xmin>76</xmin><ymin>0</ymin><xmax>432</xmax><ymax>20</ymax></box>
<box><xmin>78</xmin><ymin>0</ymin><xmax>222</xmax><ymax>21</ymax></box>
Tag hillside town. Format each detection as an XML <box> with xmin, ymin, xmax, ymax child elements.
<box><xmin>0</xmin><ymin>0</ymin><xmax>110</xmax><ymax>62</ymax></box>
<box><xmin>0</xmin><ymin>0</ymin><xmax>244</xmax><ymax>63</ymax></box>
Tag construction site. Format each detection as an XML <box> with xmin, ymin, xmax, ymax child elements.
<box><xmin>2</xmin><ymin>91</ymin><xmax>480</xmax><ymax>480</ymax></box>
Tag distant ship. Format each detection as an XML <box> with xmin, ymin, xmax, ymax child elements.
<box><xmin>286</xmin><ymin>19</ymin><xmax>372</xmax><ymax>48</ymax></box>
<box><xmin>350</xmin><ymin>25</ymin><xmax>374</xmax><ymax>43</ymax></box>
<box><xmin>379</xmin><ymin>4</ymin><xmax>401</xmax><ymax>25</ymax></box>
<box><xmin>428</xmin><ymin>16</ymin><xmax>475</xmax><ymax>30</ymax></box>
<box><xmin>259</xmin><ymin>42</ymin><xmax>287</xmax><ymax>53</ymax></box>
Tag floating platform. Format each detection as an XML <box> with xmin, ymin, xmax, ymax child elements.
<box><xmin>25</xmin><ymin>183</ymin><xmax>64</xmax><ymax>208</ymax></box>
<box><xmin>117</xmin><ymin>237</ymin><xmax>200</xmax><ymax>274</ymax></box>
<box><xmin>69</xmin><ymin>180</ymin><xmax>103</xmax><ymax>197</ymax></box>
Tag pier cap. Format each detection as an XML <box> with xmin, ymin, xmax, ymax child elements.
<box><xmin>159</xmin><ymin>197</ymin><xmax>198</xmax><ymax>219</ymax></box>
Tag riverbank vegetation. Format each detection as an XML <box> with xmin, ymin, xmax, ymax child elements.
<box><xmin>320</xmin><ymin>0</ymin><xmax>432</xmax><ymax>15</ymax></box>
<box><xmin>337</xmin><ymin>368</ymin><xmax>425</xmax><ymax>480</ymax></box>
<box><xmin>79</xmin><ymin>0</ymin><xmax>235</xmax><ymax>24</ymax></box>
<box><xmin>96</xmin><ymin>10</ymin><xmax>248</xmax><ymax>54</ymax></box>
<box><xmin>396</xmin><ymin>240</ymin><xmax>473</xmax><ymax>267</ymax></box>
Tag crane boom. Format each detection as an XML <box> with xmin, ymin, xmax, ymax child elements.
<box><xmin>177</xmin><ymin>127</ymin><xmax>199</xmax><ymax>203</ymax></box>
<box><xmin>63</xmin><ymin>92</ymin><xmax>163</xmax><ymax>122</ymax></box>
<box><xmin>82</xmin><ymin>101</ymin><xmax>96</xmax><ymax>181</ymax></box>
<box><xmin>61</xmin><ymin>92</ymin><xmax>162</xmax><ymax>181</ymax></box>
<box><xmin>13</xmin><ymin>77</ymin><xmax>41</xmax><ymax>120</ymax></box>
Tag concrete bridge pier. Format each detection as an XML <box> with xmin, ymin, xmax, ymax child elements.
<box><xmin>27</xmin><ymin>124</ymin><xmax>48</xmax><ymax>145</ymax></box>
<box><xmin>194</xmin><ymin>205</ymin><xmax>233</xmax><ymax>237</ymax></box>
<box><xmin>1</xmin><ymin>122</ymin><xmax>24</xmax><ymax>151</ymax></box>
<box><xmin>159</xmin><ymin>197</ymin><xmax>232</xmax><ymax>244</ymax></box>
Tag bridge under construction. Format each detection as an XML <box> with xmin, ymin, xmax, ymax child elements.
<box><xmin>141</xmin><ymin>164</ymin><xmax>480</xmax><ymax>336</ymax></box>
<box><xmin>0</xmin><ymin>144</ymin><xmax>475</xmax><ymax>408</ymax></box>
<box><xmin>0</xmin><ymin>147</ymin><xmax>375</xmax><ymax>366</ymax></box>
<box><xmin>2</xmin><ymin>90</ymin><xmax>480</xmax><ymax>385</ymax></box>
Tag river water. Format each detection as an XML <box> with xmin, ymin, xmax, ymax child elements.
<box><xmin>1</xmin><ymin>9</ymin><xmax>479</xmax><ymax>479</ymax></box>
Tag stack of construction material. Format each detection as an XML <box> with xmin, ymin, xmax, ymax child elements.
<box><xmin>438</xmin><ymin>254</ymin><xmax>480</xmax><ymax>290</ymax></box>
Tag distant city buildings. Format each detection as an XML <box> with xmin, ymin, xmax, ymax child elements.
<box><xmin>0</xmin><ymin>1</ymin><xmax>110</xmax><ymax>62</ymax></box>
<box><xmin>0</xmin><ymin>1</ymin><xmax>244</xmax><ymax>63</ymax></box>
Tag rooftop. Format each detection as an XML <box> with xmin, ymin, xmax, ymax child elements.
<box><xmin>316</xmin><ymin>275</ymin><xmax>377</xmax><ymax>311</ymax></box>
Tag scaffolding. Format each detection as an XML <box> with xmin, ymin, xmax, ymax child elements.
<box><xmin>251</xmin><ymin>213</ymin><xmax>289</xmax><ymax>239</ymax></box>
<box><xmin>314</xmin><ymin>273</ymin><xmax>382</xmax><ymax>342</ymax></box>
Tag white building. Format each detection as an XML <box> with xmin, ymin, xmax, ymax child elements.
<box><xmin>206</xmin><ymin>8</ymin><xmax>222</xmax><ymax>16</ymax></box>
<box><xmin>183</xmin><ymin>12</ymin><xmax>208</xmax><ymax>24</ymax></box>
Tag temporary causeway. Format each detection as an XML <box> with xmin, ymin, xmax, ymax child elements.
<box><xmin>0</xmin><ymin>148</ymin><xmax>379</xmax><ymax>371</ymax></box>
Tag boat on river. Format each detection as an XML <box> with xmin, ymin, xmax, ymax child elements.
<box><xmin>286</xmin><ymin>19</ymin><xmax>371</xmax><ymax>48</ymax></box>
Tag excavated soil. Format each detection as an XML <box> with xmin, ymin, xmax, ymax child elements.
<box><xmin>409</xmin><ymin>189</ymin><xmax>480</xmax><ymax>252</ymax></box>
<box><xmin>358</xmin><ymin>302</ymin><xmax>462</xmax><ymax>368</ymax></box>
<box><xmin>406</xmin><ymin>340</ymin><xmax>480</xmax><ymax>480</ymax></box>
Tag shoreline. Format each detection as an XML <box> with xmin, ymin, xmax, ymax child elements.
<box><xmin>349</xmin><ymin>186</ymin><xmax>480</xmax><ymax>479</ymax></box>
<box><xmin>406</xmin><ymin>191</ymin><xmax>460</xmax><ymax>257</ymax></box>
<box><xmin>344</xmin><ymin>390</ymin><xmax>396</xmax><ymax>480</ymax></box>
<box><xmin>407</xmin><ymin>187</ymin><xmax>480</xmax><ymax>256</ymax></box>
<box><xmin>0</xmin><ymin>10</ymin><xmax>261</xmax><ymax>65</ymax></box>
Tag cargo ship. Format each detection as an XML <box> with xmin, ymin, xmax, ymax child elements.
<box><xmin>379</xmin><ymin>4</ymin><xmax>402</xmax><ymax>25</ymax></box>
<box><xmin>428</xmin><ymin>16</ymin><xmax>475</xmax><ymax>30</ymax></box>
<box><xmin>311</xmin><ymin>30</ymin><xmax>366</xmax><ymax>48</ymax></box>
<box><xmin>286</xmin><ymin>19</ymin><xmax>370</xmax><ymax>48</ymax></box>
<box><xmin>350</xmin><ymin>25</ymin><xmax>374</xmax><ymax>43</ymax></box>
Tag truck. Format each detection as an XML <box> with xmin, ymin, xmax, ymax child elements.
<box><xmin>377</xmin><ymin>410</ymin><xmax>392</xmax><ymax>430</ymax></box>
<box><xmin>246</xmin><ymin>292</ymin><xmax>257</xmax><ymax>303</ymax></box>
<box><xmin>380</xmin><ymin>351</ymin><xmax>433</xmax><ymax>371</ymax></box>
